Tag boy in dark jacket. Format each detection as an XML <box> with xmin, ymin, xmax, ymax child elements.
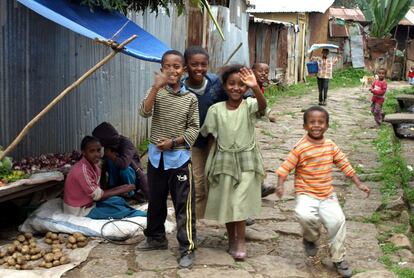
<box><xmin>92</xmin><ymin>122</ymin><xmax>148</xmax><ymax>200</ymax></box>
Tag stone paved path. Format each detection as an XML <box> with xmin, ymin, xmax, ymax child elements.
<box><xmin>64</xmin><ymin>83</ymin><xmax>412</xmax><ymax>278</ymax></box>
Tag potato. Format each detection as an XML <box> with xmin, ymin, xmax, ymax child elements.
<box><xmin>52</xmin><ymin>260</ymin><xmax>60</xmax><ymax>267</ymax></box>
<box><xmin>7</xmin><ymin>245</ymin><xmax>16</xmax><ymax>254</ymax></box>
<box><xmin>66</xmin><ymin>243</ymin><xmax>72</xmax><ymax>249</ymax></box>
<box><xmin>12</xmin><ymin>240</ymin><xmax>21</xmax><ymax>246</ymax></box>
<box><xmin>0</xmin><ymin>258</ymin><xmax>4</xmax><ymax>265</ymax></box>
<box><xmin>45</xmin><ymin>262</ymin><xmax>53</xmax><ymax>268</ymax></box>
<box><xmin>16</xmin><ymin>245</ymin><xmax>22</xmax><ymax>252</ymax></box>
<box><xmin>50</xmin><ymin>233</ymin><xmax>58</xmax><ymax>240</ymax></box>
<box><xmin>12</xmin><ymin>252</ymin><xmax>22</xmax><ymax>259</ymax></box>
<box><xmin>59</xmin><ymin>256</ymin><xmax>70</xmax><ymax>264</ymax></box>
<box><xmin>7</xmin><ymin>257</ymin><xmax>16</xmax><ymax>266</ymax></box>
<box><xmin>17</xmin><ymin>235</ymin><xmax>26</xmax><ymax>243</ymax></box>
<box><xmin>77</xmin><ymin>241</ymin><xmax>88</xmax><ymax>248</ymax></box>
<box><xmin>29</xmin><ymin>242</ymin><xmax>37</xmax><ymax>248</ymax></box>
<box><xmin>15</xmin><ymin>264</ymin><xmax>21</xmax><ymax>270</ymax></box>
<box><xmin>21</xmin><ymin>245</ymin><xmax>30</xmax><ymax>255</ymax></box>
<box><xmin>24</xmin><ymin>232</ymin><xmax>33</xmax><ymax>240</ymax></box>
<box><xmin>45</xmin><ymin>238</ymin><xmax>53</xmax><ymax>244</ymax></box>
<box><xmin>58</xmin><ymin>237</ymin><xmax>65</xmax><ymax>244</ymax></box>
<box><xmin>39</xmin><ymin>261</ymin><xmax>46</xmax><ymax>267</ymax></box>
<box><xmin>44</xmin><ymin>253</ymin><xmax>54</xmax><ymax>263</ymax></box>
<box><xmin>52</xmin><ymin>249</ymin><xmax>61</xmax><ymax>254</ymax></box>
<box><xmin>31</xmin><ymin>254</ymin><xmax>41</xmax><ymax>260</ymax></box>
<box><xmin>22</xmin><ymin>241</ymin><xmax>29</xmax><ymax>245</ymax></box>
<box><xmin>29</xmin><ymin>247</ymin><xmax>40</xmax><ymax>255</ymax></box>
<box><xmin>21</xmin><ymin>264</ymin><xmax>31</xmax><ymax>270</ymax></box>
<box><xmin>51</xmin><ymin>244</ymin><xmax>61</xmax><ymax>250</ymax></box>
<box><xmin>40</xmin><ymin>250</ymin><xmax>46</xmax><ymax>256</ymax></box>
<box><xmin>71</xmin><ymin>244</ymin><xmax>77</xmax><ymax>249</ymax></box>
<box><xmin>53</xmin><ymin>251</ymin><xmax>63</xmax><ymax>261</ymax></box>
<box><xmin>45</xmin><ymin>232</ymin><xmax>53</xmax><ymax>239</ymax></box>
<box><xmin>16</xmin><ymin>256</ymin><xmax>26</xmax><ymax>265</ymax></box>
<box><xmin>24</xmin><ymin>254</ymin><xmax>31</xmax><ymax>261</ymax></box>
<box><xmin>29</xmin><ymin>238</ymin><xmax>36</xmax><ymax>244</ymax></box>
<box><xmin>77</xmin><ymin>236</ymin><xmax>87</xmax><ymax>242</ymax></box>
<box><xmin>67</xmin><ymin>236</ymin><xmax>76</xmax><ymax>244</ymax></box>
<box><xmin>72</xmin><ymin>232</ymin><xmax>83</xmax><ymax>239</ymax></box>
<box><xmin>0</xmin><ymin>250</ymin><xmax>6</xmax><ymax>258</ymax></box>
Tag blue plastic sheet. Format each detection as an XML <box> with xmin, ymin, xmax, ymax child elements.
<box><xmin>17</xmin><ymin>0</ymin><xmax>170</xmax><ymax>62</ymax></box>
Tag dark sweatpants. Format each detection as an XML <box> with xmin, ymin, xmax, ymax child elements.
<box><xmin>317</xmin><ymin>77</ymin><xmax>329</xmax><ymax>103</ymax></box>
<box><xmin>144</xmin><ymin>155</ymin><xmax>196</xmax><ymax>257</ymax></box>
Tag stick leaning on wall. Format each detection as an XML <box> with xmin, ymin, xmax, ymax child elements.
<box><xmin>0</xmin><ymin>35</ymin><xmax>137</xmax><ymax>161</ymax></box>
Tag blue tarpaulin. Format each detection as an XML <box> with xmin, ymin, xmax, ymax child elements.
<box><xmin>17</xmin><ymin>0</ymin><xmax>170</xmax><ymax>63</ymax></box>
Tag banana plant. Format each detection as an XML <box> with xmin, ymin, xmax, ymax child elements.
<box><xmin>368</xmin><ymin>0</ymin><xmax>411</xmax><ymax>38</ymax></box>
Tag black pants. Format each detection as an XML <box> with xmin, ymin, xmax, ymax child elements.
<box><xmin>144</xmin><ymin>155</ymin><xmax>196</xmax><ymax>257</ymax></box>
<box><xmin>317</xmin><ymin>77</ymin><xmax>329</xmax><ymax>103</ymax></box>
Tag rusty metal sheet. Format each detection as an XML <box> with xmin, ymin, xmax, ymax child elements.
<box><xmin>329</xmin><ymin>20</ymin><xmax>349</xmax><ymax>37</ymax></box>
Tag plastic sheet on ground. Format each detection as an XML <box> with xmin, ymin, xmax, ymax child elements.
<box><xmin>0</xmin><ymin>239</ymin><xmax>100</xmax><ymax>278</ymax></box>
<box><xmin>19</xmin><ymin>198</ymin><xmax>176</xmax><ymax>239</ymax></box>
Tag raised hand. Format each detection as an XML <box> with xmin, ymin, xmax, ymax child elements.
<box><xmin>239</xmin><ymin>67</ymin><xmax>259</xmax><ymax>89</ymax></box>
<box><xmin>153</xmin><ymin>71</ymin><xmax>168</xmax><ymax>90</ymax></box>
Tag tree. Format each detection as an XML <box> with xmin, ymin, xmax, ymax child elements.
<box><xmin>367</xmin><ymin>0</ymin><xmax>411</xmax><ymax>38</ymax></box>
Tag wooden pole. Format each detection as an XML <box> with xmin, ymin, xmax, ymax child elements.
<box><xmin>0</xmin><ymin>35</ymin><xmax>137</xmax><ymax>161</ymax></box>
<box><xmin>223</xmin><ymin>42</ymin><xmax>243</xmax><ymax>66</ymax></box>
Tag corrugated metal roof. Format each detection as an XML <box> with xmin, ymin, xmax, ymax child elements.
<box><xmin>247</xmin><ymin>0</ymin><xmax>335</xmax><ymax>13</ymax></box>
<box><xmin>329</xmin><ymin>7</ymin><xmax>366</xmax><ymax>22</ymax></box>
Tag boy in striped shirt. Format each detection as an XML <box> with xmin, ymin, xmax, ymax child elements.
<box><xmin>137</xmin><ymin>50</ymin><xmax>199</xmax><ymax>268</ymax></box>
<box><xmin>275</xmin><ymin>106</ymin><xmax>370</xmax><ymax>278</ymax></box>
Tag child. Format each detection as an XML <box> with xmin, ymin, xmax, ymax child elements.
<box><xmin>92</xmin><ymin>122</ymin><xmax>148</xmax><ymax>201</ymax></box>
<box><xmin>200</xmin><ymin>64</ymin><xmax>266</xmax><ymax>260</ymax></box>
<box><xmin>311</xmin><ymin>48</ymin><xmax>338</xmax><ymax>106</ymax></box>
<box><xmin>182</xmin><ymin>45</ymin><xmax>227</xmax><ymax>219</ymax></box>
<box><xmin>408</xmin><ymin>66</ymin><xmax>414</xmax><ymax>85</ymax></box>
<box><xmin>244</xmin><ymin>62</ymin><xmax>269</xmax><ymax>98</ymax></box>
<box><xmin>275</xmin><ymin>106</ymin><xmax>370</xmax><ymax>278</ymax></box>
<box><xmin>370</xmin><ymin>68</ymin><xmax>387</xmax><ymax>126</ymax></box>
<box><xmin>63</xmin><ymin>136</ymin><xmax>145</xmax><ymax>219</ymax></box>
<box><xmin>137</xmin><ymin>50</ymin><xmax>199</xmax><ymax>268</ymax></box>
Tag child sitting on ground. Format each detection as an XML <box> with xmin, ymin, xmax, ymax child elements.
<box><xmin>200</xmin><ymin>64</ymin><xmax>266</xmax><ymax>260</ymax></box>
<box><xmin>63</xmin><ymin>136</ymin><xmax>145</xmax><ymax>219</ymax></box>
<box><xmin>275</xmin><ymin>106</ymin><xmax>370</xmax><ymax>278</ymax></box>
<box><xmin>137</xmin><ymin>50</ymin><xmax>199</xmax><ymax>268</ymax></box>
<box><xmin>370</xmin><ymin>68</ymin><xmax>387</xmax><ymax>126</ymax></box>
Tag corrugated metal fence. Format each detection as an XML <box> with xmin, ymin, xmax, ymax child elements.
<box><xmin>0</xmin><ymin>0</ymin><xmax>187</xmax><ymax>158</ymax></box>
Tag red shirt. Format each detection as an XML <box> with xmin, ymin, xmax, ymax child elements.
<box><xmin>64</xmin><ymin>157</ymin><xmax>103</xmax><ymax>208</ymax></box>
<box><xmin>408</xmin><ymin>70</ymin><xmax>414</xmax><ymax>78</ymax></box>
<box><xmin>371</xmin><ymin>80</ymin><xmax>387</xmax><ymax>104</ymax></box>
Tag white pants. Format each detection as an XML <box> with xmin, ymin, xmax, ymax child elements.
<box><xmin>295</xmin><ymin>194</ymin><xmax>346</xmax><ymax>262</ymax></box>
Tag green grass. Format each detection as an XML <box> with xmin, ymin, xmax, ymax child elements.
<box><xmin>383</xmin><ymin>87</ymin><xmax>414</xmax><ymax>115</ymax></box>
<box><xmin>137</xmin><ymin>138</ymin><xmax>149</xmax><ymax>155</ymax></box>
<box><xmin>374</xmin><ymin>88</ymin><xmax>414</xmax><ymax>278</ymax></box>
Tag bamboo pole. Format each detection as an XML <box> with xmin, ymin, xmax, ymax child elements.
<box><xmin>223</xmin><ymin>42</ymin><xmax>243</xmax><ymax>66</ymax></box>
<box><xmin>0</xmin><ymin>35</ymin><xmax>137</xmax><ymax>161</ymax></box>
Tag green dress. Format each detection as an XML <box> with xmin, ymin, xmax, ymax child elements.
<box><xmin>200</xmin><ymin>98</ymin><xmax>265</xmax><ymax>223</ymax></box>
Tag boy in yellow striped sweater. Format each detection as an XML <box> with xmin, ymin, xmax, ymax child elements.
<box><xmin>275</xmin><ymin>106</ymin><xmax>370</xmax><ymax>278</ymax></box>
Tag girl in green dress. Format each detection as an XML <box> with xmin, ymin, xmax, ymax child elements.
<box><xmin>200</xmin><ymin>64</ymin><xmax>267</xmax><ymax>260</ymax></box>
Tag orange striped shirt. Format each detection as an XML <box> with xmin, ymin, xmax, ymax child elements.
<box><xmin>276</xmin><ymin>135</ymin><xmax>355</xmax><ymax>199</ymax></box>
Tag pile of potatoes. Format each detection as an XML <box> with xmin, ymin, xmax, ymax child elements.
<box><xmin>66</xmin><ymin>232</ymin><xmax>88</xmax><ymax>249</ymax></box>
<box><xmin>0</xmin><ymin>231</ymin><xmax>88</xmax><ymax>270</ymax></box>
<box><xmin>0</xmin><ymin>232</ymin><xmax>38</xmax><ymax>270</ymax></box>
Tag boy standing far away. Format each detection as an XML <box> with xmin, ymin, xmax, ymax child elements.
<box><xmin>137</xmin><ymin>50</ymin><xmax>199</xmax><ymax>268</ymax></box>
<box><xmin>310</xmin><ymin>48</ymin><xmax>338</xmax><ymax>106</ymax></box>
<box><xmin>369</xmin><ymin>68</ymin><xmax>387</xmax><ymax>126</ymax></box>
<box><xmin>275</xmin><ymin>106</ymin><xmax>370</xmax><ymax>278</ymax></box>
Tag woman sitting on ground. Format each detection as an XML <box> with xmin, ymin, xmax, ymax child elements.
<box><xmin>63</xmin><ymin>136</ymin><xmax>145</xmax><ymax>219</ymax></box>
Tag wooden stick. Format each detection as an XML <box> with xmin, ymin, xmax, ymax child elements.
<box><xmin>0</xmin><ymin>35</ymin><xmax>137</xmax><ymax>161</ymax></box>
<box><xmin>223</xmin><ymin>42</ymin><xmax>243</xmax><ymax>66</ymax></box>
